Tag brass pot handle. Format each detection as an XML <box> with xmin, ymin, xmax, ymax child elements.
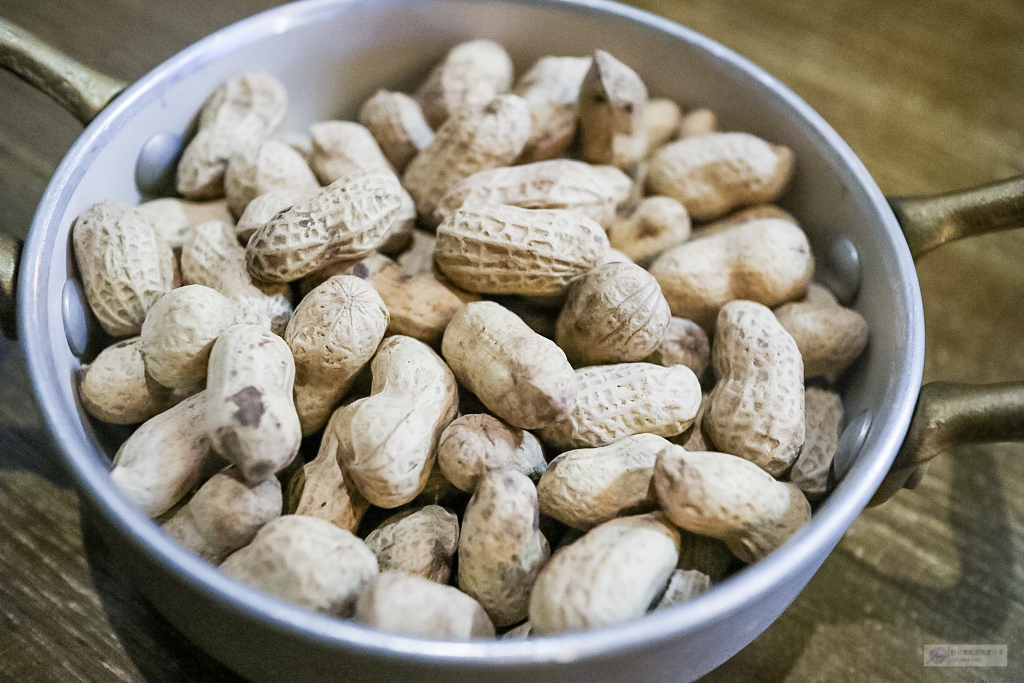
<box><xmin>871</xmin><ymin>175</ymin><xmax>1024</xmax><ymax>505</ymax></box>
<box><xmin>0</xmin><ymin>18</ymin><xmax>128</xmax><ymax>340</ymax></box>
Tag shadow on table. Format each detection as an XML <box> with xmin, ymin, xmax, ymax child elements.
<box><xmin>80</xmin><ymin>504</ymin><xmax>248</xmax><ymax>683</ymax></box>
<box><xmin>699</xmin><ymin>445</ymin><xmax>1015</xmax><ymax>681</ymax></box>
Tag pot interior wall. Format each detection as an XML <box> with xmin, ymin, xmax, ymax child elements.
<box><xmin>23</xmin><ymin>0</ymin><xmax>923</xmax><ymax>680</ymax></box>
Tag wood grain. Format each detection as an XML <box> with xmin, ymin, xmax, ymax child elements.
<box><xmin>0</xmin><ymin>0</ymin><xmax>1022</xmax><ymax>681</ymax></box>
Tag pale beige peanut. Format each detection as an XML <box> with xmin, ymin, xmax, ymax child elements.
<box><xmin>111</xmin><ymin>392</ymin><xmax>225</xmax><ymax>517</ymax></box>
<box><xmin>677</xmin><ymin>108</ymin><xmax>717</xmax><ymax>139</ymax></box>
<box><xmin>649</xmin><ymin>218</ymin><xmax>813</xmax><ymax>331</ymax></box>
<box><xmin>205</xmin><ymin>324</ymin><xmax>301</xmax><ymax>482</ymax></box>
<box><xmin>691</xmin><ymin>203</ymin><xmax>797</xmax><ymax>240</ymax></box>
<box><xmin>224</xmin><ymin>140</ymin><xmax>319</xmax><ymax>218</ymax></box>
<box><xmin>177</xmin><ymin>72</ymin><xmax>288</xmax><ymax>199</ymax></box>
<box><xmin>72</xmin><ymin>200</ymin><xmax>175</xmax><ymax>338</ymax></box>
<box><xmin>275</xmin><ymin>130</ymin><xmax>313</xmax><ymax>162</ymax></box>
<box><xmin>645</xmin><ymin>317</ymin><xmax>710</xmax><ymax>378</ymax></box>
<box><xmin>606</xmin><ymin>195</ymin><xmax>691</xmax><ymax>266</ymax></box>
<box><xmin>402</xmin><ymin>94</ymin><xmax>531</xmax><ymax>222</ymax></box>
<box><xmin>136</xmin><ymin>197</ymin><xmax>234</xmax><ymax>251</ymax></box>
<box><xmin>705</xmin><ymin>300</ymin><xmax>805</xmax><ymax>475</ymax></box>
<box><xmin>647</xmin><ymin>132</ymin><xmax>793</xmax><ymax>221</ymax></box>
<box><xmin>332</xmin><ymin>335</ymin><xmax>459</xmax><ymax>508</ymax></box>
<box><xmin>537</xmin><ymin>433</ymin><xmax>672</xmax><ymax>530</ymax></box>
<box><xmin>246</xmin><ymin>169</ymin><xmax>407</xmax><ymax>282</ymax></box>
<box><xmin>308</xmin><ymin>121</ymin><xmax>393</xmax><ymax>185</ymax></box>
<box><xmin>555</xmin><ymin>262</ymin><xmax>672</xmax><ymax>366</ymax></box>
<box><xmin>577</xmin><ymin>49</ymin><xmax>648</xmax><ymax>170</ymax></box>
<box><xmin>653</xmin><ymin>569</ymin><xmax>711</xmax><ymax>610</ymax></box>
<box><xmin>433</xmin><ymin>159</ymin><xmax>632</xmax><ymax>227</ymax></box>
<box><xmin>415</xmin><ymin>39</ymin><xmax>514</xmax><ymax>129</ymax></box>
<box><xmin>434</xmin><ymin>205</ymin><xmax>609</xmax><ymax>297</ymax></box>
<box><xmin>139</xmin><ymin>285</ymin><xmax>237</xmax><ymax>388</ymax></box>
<box><xmin>220</xmin><ymin>515</ymin><xmax>378</xmax><ymax>616</ymax></box>
<box><xmin>436</xmin><ymin>414</ymin><xmax>546</xmax><ymax>492</ymax></box>
<box><xmin>512</xmin><ymin>55</ymin><xmax>592</xmax><ymax>162</ymax></box>
<box><xmin>774</xmin><ymin>283</ymin><xmax>869</xmax><ymax>380</ymax></box>
<box><xmin>285</xmin><ymin>275</ymin><xmax>388</xmax><ymax>435</ymax></box>
<box><xmin>286</xmin><ymin>406</ymin><xmax>370</xmax><ymax>532</ymax></box>
<box><xmin>366</xmin><ymin>261</ymin><xmax>478</xmax><ymax>346</ymax></box>
<box><xmin>459</xmin><ymin>469</ymin><xmax>549</xmax><ymax>628</ymax></box>
<box><xmin>235</xmin><ymin>186</ymin><xmax>318</xmax><ymax>243</ymax></box>
<box><xmin>539</xmin><ymin>363</ymin><xmax>701</xmax><ymax>450</ymax></box>
<box><xmin>529</xmin><ymin>512</ymin><xmax>680</xmax><ymax>635</ymax></box>
<box><xmin>354</xmin><ymin>571</ymin><xmax>495</xmax><ymax>639</ymax></box>
<box><xmin>364</xmin><ymin>505</ymin><xmax>459</xmax><ymax>584</ymax></box>
<box><xmin>359</xmin><ymin>90</ymin><xmax>434</xmax><ymax>173</ymax></box>
<box><xmin>653</xmin><ymin>446</ymin><xmax>811</xmax><ymax>563</ymax></box>
<box><xmin>181</xmin><ymin>220</ymin><xmax>293</xmax><ymax>335</ymax></box>
<box><xmin>442</xmin><ymin>301</ymin><xmax>577</xmax><ymax>430</ymax></box>
<box><xmin>791</xmin><ymin>386</ymin><xmax>843</xmax><ymax>497</ymax></box>
<box><xmin>79</xmin><ymin>338</ymin><xmax>173</xmax><ymax>424</ymax></box>
<box><xmin>161</xmin><ymin>466</ymin><xmax>282</xmax><ymax>564</ymax></box>
<box><xmin>645</xmin><ymin>98</ymin><xmax>682</xmax><ymax>153</ymax></box>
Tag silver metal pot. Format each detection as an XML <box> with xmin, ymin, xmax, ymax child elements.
<box><xmin>1</xmin><ymin>1</ymin><xmax>1021</xmax><ymax>681</ymax></box>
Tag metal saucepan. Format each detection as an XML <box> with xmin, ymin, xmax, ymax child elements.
<box><xmin>1</xmin><ymin>1</ymin><xmax>1022</xmax><ymax>681</ymax></box>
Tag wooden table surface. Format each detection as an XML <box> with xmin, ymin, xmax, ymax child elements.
<box><xmin>1</xmin><ymin>0</ymin><xmax>1022</xmax><ymax>681</ymax></box>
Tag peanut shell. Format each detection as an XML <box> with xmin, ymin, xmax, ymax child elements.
<box><xmin>436</xmin><ymin>413</ymin><xmax>546</xmax><ymax>492</ymax></box>
<box><xmin>79</xmin><ymin>338</ymin><xmax>173</xmax><ymax>424</ymax></box>
<box><xmin>359</xmin><ymin>90</ymin><xmax>434</xmax><ymax>173</ymax></box>
<box><xmin>224</xmin><ymin>139</ymin><xmax>319</xmax><ymax>218</ymax></box>
<box><xmin>513</xmin><ymin>55</ymin><xmax>592</xmax><ymax>162</ymax></box>
<box><xmin>354</xmin><ymin>571</ymin><xmax>495</xmax><ymax>639</ymax></box>
<box><xmin>415</xmin><ymin>40</ymin><xmax>514</xmax><ymax>129</ymax></box>
<box><xmin>364</xmin><ymin>505</ymin><xmax>459</xmax><ymax>584</ymax></box>
<box><xmin>577</xmin><ymin>50</ymin><xmax>648</xmax><ymax>169</ymax></box>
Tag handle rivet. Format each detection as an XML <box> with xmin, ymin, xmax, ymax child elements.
<box><xmin>135</xmin><ymin>131</ymin><xmax>183</xmax><ymax>197</ymax></box>
<box><xmin>62</xmin><ymin>278</ymin><xmax>90</xmax><ymax>357</ymax></box>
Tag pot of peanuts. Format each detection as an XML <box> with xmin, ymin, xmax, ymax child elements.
<box><xmin>0</xmin><ymin>0</ymin><xmax>1021</xmax><ymax>681</ymax></box>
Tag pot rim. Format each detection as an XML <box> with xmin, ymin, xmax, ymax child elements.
<box><xmin>18</xmin><ymin>0</ymin><xmax>925</xmax><ymax>667</ymax></box>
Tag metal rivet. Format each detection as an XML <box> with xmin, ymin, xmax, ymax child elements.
<box><xmin>832</xmin><ymin>410</ymin><xmax>872</xmax><ymax>480</ymax></box>
<box><xmin>62</xmin><ymin>278</ymin><xmax>90</xmax><ymax>357</ymax></box>
<box><xmin>135</xmin><ymin>131</ymin><xmax>183</xmax><ymax>197</ymax></box>
<box><xmin>816</xmin><ymin>236</ymin><xmax>861</xmax><ymax>306</ymax></box>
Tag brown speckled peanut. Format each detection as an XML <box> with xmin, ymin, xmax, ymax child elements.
<box><xmin>181</xmin><ymin>220</ymin><xmax>293</xmax><ymax>335</ymax></box>
<box><xmin>415</xmin><ymin>40</ymin><xmax>514</xmax><ymax>129</ymax></box>
<box><xmin>434</xmin><ymin>159</ymin><xmax>632</xmax><ymax>228</ymax></box>
<box><xmin>219</xmin><ymin>515</ymin><xmax>378</xmax><ymax>616</ymax></box>
<box><xmin>458</xmin><ymin>469</ymin><xmax>549</xmax><ymax>628</ymax></box>
<box><xmin>442</xmin><ymin>301</ymin><xmax>577</xmax><ymax>430</ymax></box>
<box><xmin>555</xmin><ymin>262</ymin><xmax>672</xmax><ymax>366</ymax></box>
<box><xmin>79</xmin><ymin>338</ymin><xmax>173</xmax><ymax>424</ymax></box>
<box><xmin>235</xmin><ymin>186</ymin><xmax>318</xmax><ymax>243</ymax></box>
<box><xmin>539</xmin><ymin>363</ymin><xmax>701</xmax><ymax>450</ymax></box>
<box><xmin>285</xmin><ymin>275</ymin><xmax>389</xmax><ymax>435</ymax></box>
<box><xmin>704</xmin><ymin>300</ymin><xmax>805</xmax><ymax>475</ymax></box>
<box><xmin>646</xmin><ymin>132</ymin><xmax>793</xmax><ymax>221</ymax></box>
<box><xmin>136</xmin><ymin>197</ymin><xmax>233</xmax><ymax>251</ymax></box>
<box><xmin>162</xmin><ymin>466</ymin><xmax>282</xmax><ymax>564</ymax></box>
<box><xmin>649</xmin><ymin>218</ymin><xmax>813</xmax><ymax>331</ymax></box>
<box><xmin>224</xmin><ymin>139</ymin><xmax>319</xmax><ymax>218</ymax></box>
<box><xmin>177</xmin><ymin>72</ymin><xmax>288</xmax><ymax>199</ymax></box>
<box><xmin>139</xmin><ymin>285</ymin><xmax>237</xmax><ymax>388</ymax></box>
<box><xmin>205</xmin><ymin>324</ymin><xmax>301</xmax><ymax>482</ymax></box>
<box><xmin>364</xmin><ymin>505</ymin><xmax>459</xmax><ymax>584</ymax></box>
<box><xmin>246</xmin><ymin>169</ymin><xmax>407</xmax><ymax>282</ymax></box>
<box><xmin>645</xmin><ymin>317</ymin><xmax>711</xmax><ymax>378</ymax></box>
<box><xmin>513</xmin><ymin>55</ymin><xmax>592</xmax><ymax>162</ymax></box>
<box><xmin>529</xmin><ymin>512</ymin><xmax>679</xmax><ymax>635</ymax></box>
<box><xmin>537</xmin><ymin>433</ymin><xmax>671</xmax><ymax>530</ymax></box>
<box><xmin>577</xmin><ymin>50</ymin><xmax>648</xmax><ymax>170</ymax></box>
<box><xmin>359</xmin><ymin>90</ymin><xmax>434</xmax><ymax>173</ymax></box>
<box><xmin>606</xmin><ymin>195</ymin><xmax>691</xmax><ymax>266</ymax></box>
<box><xmin>110</xmin><ymin>392</ymin><xmax>225</xmax><ymax>517</ymax></box>
<box><xmin>790</xmin><ymin>386</ymin><xmax>843</xmax><ymax>497</ymax></box>
<box><xmin>308</xmin><ymin>121</ymin><xmax>393</xmax><ymax>184</ymax></box>
<box><xmin>434</xmin><ymin>205</ymin><xmax>609</xmax><ymax>297</ymax></box>
<box><xmin>774</xmin><ymin>283</ymin><xmax>869</xmax><ymax>380</ymax></box>
<box><xmin>72</xmin><ymin>200</ymin><xmax>176</xmax><ymax>338</ymax></box>
<box><xmin>332</xmin><ymin>336</ymin><xmax>459</xmax><ymax>508</ymax></box>
<box><xmin>436</xmin><ymin>413</ymin><xmax>546</xmax><ymax>492</ymax></box>
<box><xmin>402</xmin><ymin>94</ymin><xmax>531</xmax><ymax>222</ymax></box>
<box><xmin>653</xmin><ymin>446</ymin><xmax>810</xmax><ymax>563</ymax></box>
<box><xmin>645</xmin><ymin>98</ymin><xmax>682</xmax><ymax>153</ymax></box>
<box><xmin>354</xmin><ymin>571</ymin><xmax>495</xmax><ymax>639</ymax></box>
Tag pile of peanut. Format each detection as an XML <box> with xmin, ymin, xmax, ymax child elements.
<box><xmin>74</xmin><ymin>41</ymin><xmax>868</xmax><ymax>640</ymax></box>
